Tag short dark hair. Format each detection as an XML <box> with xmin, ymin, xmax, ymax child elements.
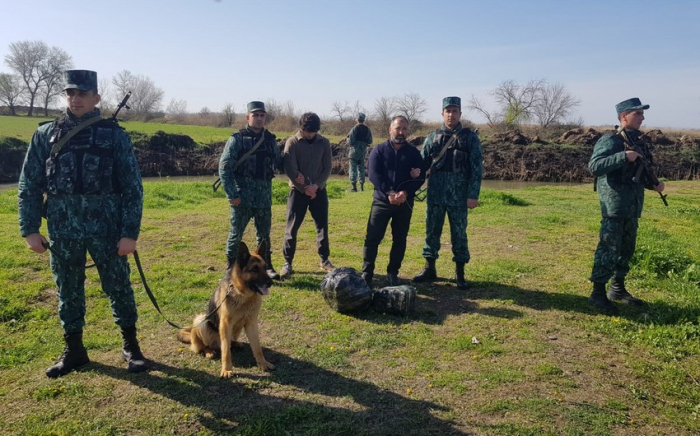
<box><xmin>391</xmin><ymin>115</ymin><xmax>409</xmax><ymax>125</ymax></box>
<box><xmin>299</xmin><ymin>112</ymin><xmax>321</xmax><ymax>132</ymax></box>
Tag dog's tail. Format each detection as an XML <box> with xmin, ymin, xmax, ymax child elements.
<box><xmin>177</xmin><ymin>327</ymin><xmax>192</xmax><ymax>344</ymax></box>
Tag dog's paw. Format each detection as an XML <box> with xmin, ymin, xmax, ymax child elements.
<box><xmin>258</xmin><ymin>361</ymin><xmax>275</xmax><ymax>371</ymax></box>
<box><xmin>220</xmin><ymin>369</ymin><xmax>235</xmax><ymax>379</ymax></box>
<box><xmin>204</xmin><ymin>351</ymin><xmax>216</xmax><ymax>360</ymax></box>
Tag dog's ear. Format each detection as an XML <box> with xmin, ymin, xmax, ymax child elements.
<box><xmin>256</xmin><ymin>239</ymin><xmax>267</xmax><ymax>258</ymax></box>
<box><xmin>236</xmin><ymin>242</ymin><xmax>251</xmax><ymax>268</ymax></box>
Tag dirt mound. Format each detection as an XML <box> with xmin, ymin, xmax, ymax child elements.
<box><xmin>643</xmin><ymin>129</ymin><xmax>673</xmax><ymax>145</ymax></box>
<box><xmin>491</xmin><ymin>130</ymin><xmax>530</xmax><ymax>145</ymax></box>
<box><xmin>680</xmin><ymin>134</ymin><xmax>700</xmax><ymax>149</ymax></box>
<box><xmin>559</xmin><ymin>128</ymin><xmax>602</xmax><ymax>146</ymax></box>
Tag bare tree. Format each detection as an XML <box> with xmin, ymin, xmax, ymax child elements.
<box><xmin>394</xmin><ymin>92</ymin><xmax>427</xmax><ymax>125</ymax></box>
<box><xmin>4</xmin><ymin>40</ymin><xmax>50</xmax><ymax>116</ymax></box>
<box><xmin>220</xmin><ymin>102</ymin><xmax>236</xmax><ymax>127</ymax></box>
<box><xmin>330</xmin><ymin>100</ymin><xmax>351</xmax><ymax>122</ymax></box>
<box><xmin>282</xmin><ymin>100</ymin><xmax>297</xmax><ymax>118</ymax></box>
<box><xmin>165</xmin><ymin>99</ymin><xmax>188</xmax><ymax>123</ymax></box>
<box><xmin>373</xmin><ymin>96</ymin><xmax>396</xmax><ymax>132</ymax></box>
<box><xmin>532</xmin><ymin>82</ymin><xmax>580</xmax><ymax>128</ymax></box>
<box><xmin>0</xmin><ymin>73</ymin><xmax>24</xmax><ymax>115</ymax></box>
<box><xmin>264</xmin><ymin>98</ymin><xmax>282</xmax><ymax>123</ymax></box>
<box><xmin>111</xmin><ymin>70</ymin><xmax>164</xmax><ymax>117</ymax></box>
<box><xmin>493</xmin><ymin>79</ymin><xmax>545</xmax><ymax>126</ymax></box>
<box><xmin>37</xmin><ymin>46</ymin><xmax>73</xmax><ymax>116</ymax></box>
<box><xmin>467</xmin><ymin>95</ymin><xmax>502</xmax><ymax>128</ymax></box>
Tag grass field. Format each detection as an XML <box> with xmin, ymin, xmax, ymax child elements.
<box><xmin>0</xmin><ymin>115</ymin><xmax>343</xmax><ymax>145</ymax></box>
<box><xmin>1</xmin><ymin>180</ymin><xmax>699</xmax><ymax>435</ymax></box>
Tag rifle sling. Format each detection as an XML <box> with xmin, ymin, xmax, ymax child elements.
<box><xmin>50</xmin><ymin>116</ymin><xmax>104</xmax><ymax>158</ymax></box>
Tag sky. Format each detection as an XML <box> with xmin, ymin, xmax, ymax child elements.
<box><xmin>2</xmin><ymin>0</ymin><xmax>699</xmax><ymax>129</ymax></box>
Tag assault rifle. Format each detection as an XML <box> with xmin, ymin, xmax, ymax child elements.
<box><xmin>619</xmin><ymin>129</ymin><xmax>668</xmax><ymax>207</ymax></box>
<box><xmin>112</xmin><ymin>91</ymin><xmax>131</xmax><ymax>120</ymax></box>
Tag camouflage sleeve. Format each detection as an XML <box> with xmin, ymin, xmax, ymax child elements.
<box><xmin>269</xmin><ymin>132</ymin><xmax>284</xmax><ymax>173</ymax></box>
<box><xmin>219</xmin><ymin>134</ymin><xmax>241</xmax><ymax>200</ymax></box>
<box><xmin>348</xmin><ymin>126</ymin><xmax>357</xmax><ymax>145</ymax></box>
<box><xmin>367</xmin><ymin>127</ymin><xmax>373</xmax><ymax>146</ymax></box>
<box><xmin>421</xmin><ymin>131</ymin><xmax>435</xmax><ymax>165</ymax></box>
<box><xmin>17</xmin><ymin>125</ymin><xmax>51</xmax><ymax>237</ymax></box>
<box><xmin>467</xmin><ymin>132</ymin><xmax>483</xmax><ymax>200</ymax></box>
<box><xmin>588</xmin><ymin>134</ymin><xmax>626</xmax><ymax>177</ymax></box>
<box><xmin>316</xmin><ymin>137</ymin><xmax>332</xmax><ymax>190</ymax></box>
<box><xmin>114</xmin><ymin>128</ymin><xmax>143</xmax><ymax>240</ymax></box>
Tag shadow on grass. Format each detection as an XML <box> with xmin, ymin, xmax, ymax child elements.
<box><xmin>90</xmin><ymin>350</ymin><xmax>473</xmax><ymax>435</ymax></box>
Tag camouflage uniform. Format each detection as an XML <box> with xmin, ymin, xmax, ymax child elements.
<box><xmin>420</xmin><ymin>123</ymin><xmax>483</xmax><ymax>263</ymax></box>
<box><xmin>18</xmin><ymin>107</ymin><xmax>143</xmax><ymax>334</ymax></box>
<box><xmin>589</xmin><ymin>128</ymin><xmax>654</xmax><ymax>283</ymax></box>
<box><xmin>347</xmin><ymin>118</ymin><xmax>373</xmax><ymax>185</ymax></box>
<box><xmin>219</xmin><ymin>125</ymin><xmax>282</xmax><ymax>264</ymax></box>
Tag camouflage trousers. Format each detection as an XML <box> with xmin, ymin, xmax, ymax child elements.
<box><xmin>348</xmin><ymin>158</ymin><xmax>365</xmax><ymax>184</ymax></box>
<box><xmin>590</xmin><ymin>217</ymin><xmax>638</xmax><ymax>283</ymax></box>
<box><xmin>49</xmin><ymin>236</ymin><xmax>138</xmax><ymax>334</ymax></box>
<box><xmin>226</xmin><ymin>205</ymin><xmax>272</xmax><ymax>263</ymax></box>
<box><xmin>422</xmin><ymin>203</ymin><xmax>470</xmax><ymax>263</ymax></box>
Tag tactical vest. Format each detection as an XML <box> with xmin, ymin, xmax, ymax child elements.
<box><xmin>353</xmin><ymin>124</ymin><xmax>370</xmax><ymax>142</ymax></box>
<box><xmin>430</xmin><ymin>127</ymin><xmax>473</xmax><ymax>173</ymax></box>
<box><xmin>233</xmin><ymin>129</ymin><xmax>278</xmax><ymax>180</ymax></box>
<box><xmin>45</xmin><ymin>116</ymin><xmax>121</xmax><ymax>195</ymax></box>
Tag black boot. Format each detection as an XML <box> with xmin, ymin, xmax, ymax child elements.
<box><xmin>46</xmin><ymin>332</ymin><xmax>90</xmax><ymax>378</ymax></box>
<box><xmin>413</xmin><ymin>258</ymin><xmax>437</xmax><ymax>283</ymax></box>
<box><xmin>121</xmin><ymin>327</ymin><xmax>149</xmax><ymax>373</ymax></box>
<box><xmin>360</xmin><ymin>183</ymin><xmax>364</xmax><ymax>192</ymax></box>
<box><xmin>350</xmin><ymin>183</ymin><xmax>357</xmax><ymax>192</ymax></box>
<box><xmin>455</xmin><ymin>262</ymin><xmax>468</xmax><ymax>290</ymax></box>
<box><xmin>588</xmin><ymin>282</ymin><xmax>619</xmax><ymax>315</ymax></box>
<box><xmin>265</xmin><ymin>252</ymin><xmax>279</xmax><ymax>280</ymax></box>
<box><xmin>608</xmin><ymin>277</ymin><xmax>645</xmax><ymax>306</ymax></box>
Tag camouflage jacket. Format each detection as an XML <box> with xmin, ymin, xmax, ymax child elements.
<box><xmin>588</xmin><ymin>129</ymin><xmax>653</xmax><ymax>218</ymax></box>
<box><xmin>347</xmin><ymin>123</ymin><xmax>373</xmax><ymax>160</ymax></box>
<box><xmin>421</xmin><ymin>123</ymin><xmax>483</xmax><ymax>206</ymax></box>
<box><xmin>219</xmin><ymin>127</ymin><xmax>282</xmax><ymax>208</ymax></box>
<box><xmin>18</xmin><ymin>109</ymin><xmax>143</xmax><ymax>239</ymax></box>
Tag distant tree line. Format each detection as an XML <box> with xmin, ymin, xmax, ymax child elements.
<box><xmin>1</xmin><ymin>39</ymin><xmax>581</xmax><ymax>136</ymax></box>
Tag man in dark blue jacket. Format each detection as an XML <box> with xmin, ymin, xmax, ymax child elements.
<box><xmin>361</xmin><ymin>116</ymin><xmax>425</xmax><ymax>287</ymax></box>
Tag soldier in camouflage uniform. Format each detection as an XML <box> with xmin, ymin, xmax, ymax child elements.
<box><xmin>588</xmin><ymin>98</ymin><xmax>664</xmax><ymax>315</ymax></box>
<box><xmin>18</xmin><ymin>70</ymin><xmax>148</xmax><ymax>377</ymax></box>
<box><xmin>346</xmin><ymin>112</ymin><xmax>373</xmax><ymax>192</ymax></box>
<box><xmin>219</xmin><ymin>101</ymin><xmax>283</xmax><ymax>279</ymax></box>
<box><xmin>413</xmin><ymin>97</ymin><xmax>482</xmax><ymax>290</ymax></box>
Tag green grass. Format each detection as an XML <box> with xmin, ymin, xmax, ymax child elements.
<box><xmin>0</xmin><ymin>179</ymin><xmax>699</xmax><ymax>435</ymax></box>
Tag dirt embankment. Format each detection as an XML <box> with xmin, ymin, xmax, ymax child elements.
<box><xmin>1</xmin><ymin>128</ymin><xmax>698</xmax><ymax>184</ymax></box>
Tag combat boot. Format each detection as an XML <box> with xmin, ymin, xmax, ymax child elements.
<box><xmin>121</xmin><ymin>327</ymin><xmax>149</xmax><ymax>373</ymax></box>
<box><xmin>588</xmin><ymin>282</ymin><xmax>619</xmax><ymax>315</ymax></box>
<box><xmin>455</xmin><ymin>262</ymin><xmax>468</xmax><ymax>290</ymax></box>
<box><xmin>46</xmin><ymin>332</ymin><xmax>90</xmax><ymax>378</ymax></box>
<box><xmin>349</xmin><ymin>183</ymin><xmax>357</xmax><ymax>192</ymax></box>
<box><xmin>413</xmin><ymin>258</ymin><xmax>437</xmax><ymax>283</ymax></box>
<box><xmin>608</xmin><ymin>277</ymin><xmax>645</xmax><ymax>306</ymax></box>
<box><xmin>360</xmin><ymin>183</ymin><xmax>364</xmax><ymax>192</ymax></box>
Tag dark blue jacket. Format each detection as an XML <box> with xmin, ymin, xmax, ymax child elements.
<box><xmin>368</xmin><ymin>140</ymin><xmax>426</xmax><ymax>202</ymax></box>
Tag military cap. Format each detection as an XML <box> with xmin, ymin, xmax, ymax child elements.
<box><xmin>357</xmin><ymin>112</ymin><xmax>366</xmax><ymax>122</ymax></box>
<box><xmin>247</xmin><ymin>101</ymin><xmax>266</xmax><ymax>113</ymax></box>
<box><xmin>63</xmin><ymin>70</ymin><xmax>98</xmax><ymax>92</ymax></box>
<box><xmin>615</xmin><ymin>98</ymin><xmax>649</xmax><ymax>116</ymax></box>
<box><xmin>442</xmin><ymin>96</ymin><xmax>461</xmax><ymax>110</ymax></box>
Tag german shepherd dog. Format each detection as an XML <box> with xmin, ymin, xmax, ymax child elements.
<box><xmin>177</xmin><ymin>241</ymin><xmax>275</xmax><ymax>378</ymax></box>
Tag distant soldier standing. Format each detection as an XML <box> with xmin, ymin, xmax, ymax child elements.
<box><xmin>413</xmin><ymin>97</ymin><xmax>482</xmax><ymax>290</ymax></box>
<box><xmin>219</xmin><ymin>101</ymin><xmax>283</xmax><ymax>278</ymax></box>
<box><xmin>18</xmin><ymin>70</ymin><xmax>149</xmax><ymax>377</ymax></box>
<box><xmin>347</xmin><ymin>112</ymin><xmax>373</xmax><ymax>192</ymax></box>
<box><xmin>588</xmin><ymin>98</ymin><xmax>664</xmax><ymax>314</ymax></box>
